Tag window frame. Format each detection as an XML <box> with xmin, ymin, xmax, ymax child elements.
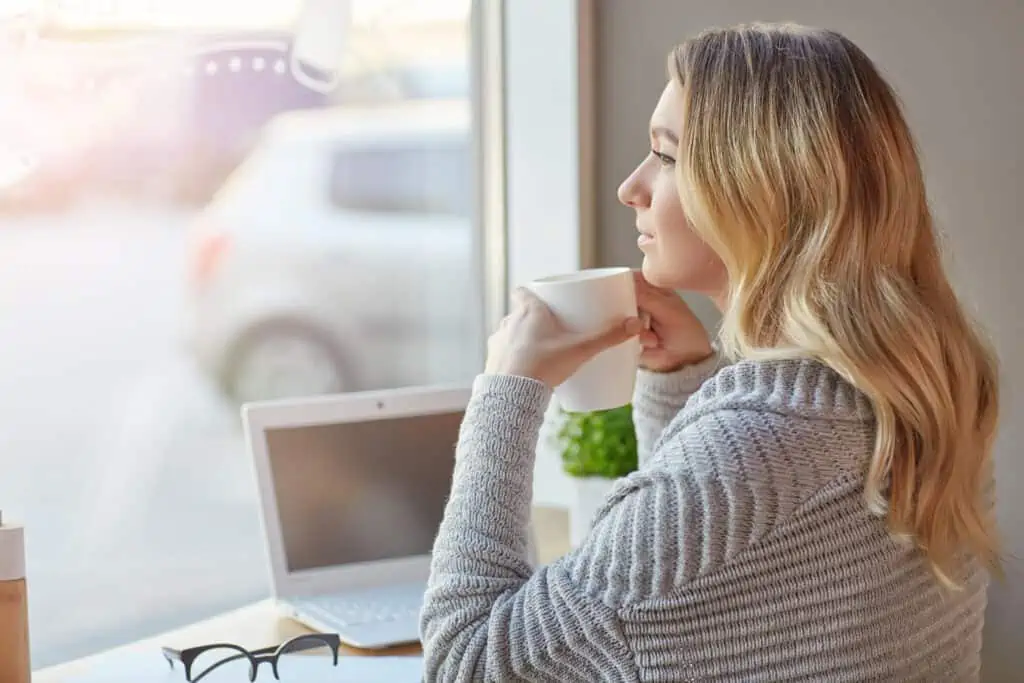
<box><xmin>476</xmin><ymin>0</ymin><xmax>597</xmax><ymax>506</ymax></box>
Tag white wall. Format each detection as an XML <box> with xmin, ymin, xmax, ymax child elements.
<box><xmin>593</xmin><ymin>1</ymin><xmax>1023</xmax><ymax>678</ymax></box>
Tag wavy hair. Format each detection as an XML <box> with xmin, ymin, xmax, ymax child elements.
<box><xmin>669</xmin><ymin>23</ymin><xmax>1000</xmax><ymax>584</ymax></box>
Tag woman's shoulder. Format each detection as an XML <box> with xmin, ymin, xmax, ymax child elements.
<box><xmin>644</xmin><ymin>356</ymin><xmax>877</xmax><ymax>499</ymax></box>
<box><xmin>577</xmin><ymin>398</ymin><xmax>875</xmax><ymax>601</ymax></box>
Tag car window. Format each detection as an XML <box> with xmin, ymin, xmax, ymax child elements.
<box><xmin>328</xmin><ymin>139</ymin><xmax>471</xmax><ymax>217</ymax></box>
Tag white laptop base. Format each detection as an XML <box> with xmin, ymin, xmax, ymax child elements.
<box><xmin>282</xmin><ymin>581</ymin><xmax>425</xmax><ymax>649</ymax></box>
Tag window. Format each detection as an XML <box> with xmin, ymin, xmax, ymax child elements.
<box><xmin>0</xmin><ymin>0</ymin><xmax>486</xmax><ymax>668</ymax></box>
<box><xmin>329</xmin><ymin>139</ymin><xmax>471</xmax><ymax>216</ymax></box>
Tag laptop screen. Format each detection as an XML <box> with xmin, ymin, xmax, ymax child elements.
<box><xmin>264</xmin><ymin>409</ymin><xmax>462</xmax><ymax>573</ymax></box>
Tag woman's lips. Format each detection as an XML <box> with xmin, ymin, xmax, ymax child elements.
<box><xmin>637</xmin><ymin>228</ymin><xmax>655</xmax><ymax>247</ymax></box>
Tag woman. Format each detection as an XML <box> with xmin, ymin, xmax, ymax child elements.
<box><xmin>420</xmin><ymin>22</ymin><xmax>1000</xmax><ymax>681</ymax></box>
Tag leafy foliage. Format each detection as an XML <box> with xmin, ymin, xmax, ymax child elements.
<box><xmin>556</xmin><ymin>404</ymin><xmax>638</xmax><ymax>478</ymax></box>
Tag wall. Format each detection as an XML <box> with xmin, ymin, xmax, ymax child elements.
<box><xmin>594</xmin><ymin>1</ymin><xmax>1023</xmax><ymax>679</ymax></box>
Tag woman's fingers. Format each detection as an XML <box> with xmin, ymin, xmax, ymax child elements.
<box><xmin>635</xmin><ymin>285</ymin><xmax>682</xmax><ymax>320</ymax></box>
<box><xmin>633</xmin><ymin>270</ymin><xmax>679</xmax><ymax>321</ymax></box>
<box><xmin>639</xmin><ymin>329</ymin><xmax>660</xmax><ymax>349</ymax></box>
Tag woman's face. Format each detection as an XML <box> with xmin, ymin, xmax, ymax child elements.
<box><xmin>617</xmin><ymin>80</ymin><xmax>727</xmax><ymax>302</ymax></box>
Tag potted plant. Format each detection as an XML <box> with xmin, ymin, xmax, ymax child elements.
<box><xmin>556</xmin><ymin>403</ymin><xmax>638</xmax><ymax>547</ymax></box>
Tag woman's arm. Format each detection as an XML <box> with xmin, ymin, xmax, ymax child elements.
<box><xmin>419</xmin><ymin>373</ymin><xmax>635</xmax><ymax>681</ymax></box>
<box><xmin>632</xmin><ymin>351</ymin><xmax>722</xmax><ymax>467</ymax></box>
<box><xmin>419</xmin><ymin>370</ymin><xmax>763</xmax><ymax>682</ymax></box>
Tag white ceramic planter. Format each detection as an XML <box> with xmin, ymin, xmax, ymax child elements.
<box><xmin>569</xmin><ymin>476</ymin><xmax>617</xmax><ymax>548</ymax></box>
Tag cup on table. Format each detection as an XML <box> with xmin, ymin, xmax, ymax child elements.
<box><xmin>526</xmin><ymin>266</ymin><xmax>640</xmax><ymax>413</ymax></box>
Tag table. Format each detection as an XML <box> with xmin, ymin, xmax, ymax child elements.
<box><xmin>34</xmin><ymin>506</ymin><xmax>570</xmax><ymax>682</ymax></box>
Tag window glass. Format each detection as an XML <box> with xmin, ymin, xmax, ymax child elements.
<box><xmin>329</xmin><ymin>140</ymin><xmax>470</xmax><ymax>216</ymax></box>
<box><xmin>0</xmin><ymin>0</ymin><xmax>480</xmax><ymax>667</ymax></box>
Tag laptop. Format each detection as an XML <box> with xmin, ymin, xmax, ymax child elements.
<box><xmin>242</xmin><ymin>383</ymin><xmax>538</xmax><ymax>650</ymax></box>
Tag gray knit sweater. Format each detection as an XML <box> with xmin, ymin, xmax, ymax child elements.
<box><xmin>420</xmin><ymin>354</ymin><xmax>989</xmax><ymax>681</ymax></box>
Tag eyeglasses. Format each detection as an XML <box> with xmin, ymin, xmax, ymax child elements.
<box><xmin>162</xmin><ymin>633</ymin><xmax>341</xmax><ymax>682</ymax></box>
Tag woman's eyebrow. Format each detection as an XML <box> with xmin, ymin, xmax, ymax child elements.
<box><xmin>650</xmin><ymin>126</ymin><xmax>679</xmax><ymax>146</ymax></box>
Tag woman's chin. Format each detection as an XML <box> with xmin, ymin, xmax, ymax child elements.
<box><xmin>642</xmin><ymin>257</ymin><xmax>725</xmax><ymax>296</ymax></box>
<box><xmin>640</xmin><ymin>259</ymin><xmax>673</xmax><ymax>289</ymax></box>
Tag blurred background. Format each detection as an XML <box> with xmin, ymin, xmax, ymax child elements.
<box><xmin>0</xmin><ymin>0</ymin><xmax>481</xmax><ymax>667</ymax></box>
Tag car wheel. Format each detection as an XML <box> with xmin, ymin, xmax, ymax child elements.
<box><xmin>224</xmin><ymin>322</ymin><xmax>349</xmax><ymax>404</ymax></box>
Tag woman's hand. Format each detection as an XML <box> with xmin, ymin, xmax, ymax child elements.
<box><xmin>634</xmin><ymin>271</ymin><xmax>715</xmax><ymax>373</ymax></box>
<box><xmin>485</xmin><ymin>287</ymin><xmax>643</xmax><ymax>387</ymax></box>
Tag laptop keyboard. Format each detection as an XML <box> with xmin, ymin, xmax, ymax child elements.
<box><xmin>294</xmin><ymin>584</ymin><xmax>425</xmax><ymax>627</ymax></box>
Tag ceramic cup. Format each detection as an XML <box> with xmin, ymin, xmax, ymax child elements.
<box><xmin>526</xmin><ymin>267</ymin><xmax>640</xmax><ymax>413</ymax></box>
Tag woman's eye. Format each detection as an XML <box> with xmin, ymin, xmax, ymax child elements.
<box><xmin>652</xmin><ymin>150</ymin><xmax>676</xmax><ymax>167</ymax></box>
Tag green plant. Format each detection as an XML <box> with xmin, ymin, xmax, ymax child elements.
<box><xmin>556</xmin><ymin>404</ymin><xmax>638</xmax><ymax>478</ymax></box>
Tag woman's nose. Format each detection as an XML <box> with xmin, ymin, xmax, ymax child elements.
<box><xmin>617</xmin><ymin>165</ymin><xmax>650</xmax><ymax>209</ymax></box>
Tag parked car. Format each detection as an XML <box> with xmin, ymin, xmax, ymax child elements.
<box><xmin>183</xmin><ymin>100</ymin><xmax>479</xmax><ymax>403</ymax></box>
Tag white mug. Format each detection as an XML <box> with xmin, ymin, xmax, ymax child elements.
<box><xmin>526</xmin><ymin>267</ymin><xmax>640</xmax><ymax>413</ymax></box>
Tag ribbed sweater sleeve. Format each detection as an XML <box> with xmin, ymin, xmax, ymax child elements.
<box><xmin>631</xmin><ymin>351</ymin><xmax>723</xmax><ymax>468</ymax></box>
<box><xmin>419</xmin><ymin>372</ymin><xmax>770</xmax><ymax>682</ymax></box>
<box><xmin>419</xmin><ymin>374</ymin><xmax>635</xmax><ymax>681</ymax></box>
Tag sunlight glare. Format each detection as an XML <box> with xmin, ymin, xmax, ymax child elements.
<box><xmin>5</xmin><ymin>0</ymin><xmax>470</xmax><ymax>29</ymax></box>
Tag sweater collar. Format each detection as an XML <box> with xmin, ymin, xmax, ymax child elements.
<box><xmin>683</xmin><ymin>355</ymin><xmax>875</xmax><ymax>424</ymax></box>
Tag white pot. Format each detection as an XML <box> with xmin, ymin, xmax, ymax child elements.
<box><xmin>569</xmin><ymin>476</ymin><xmax>617</xmax><ymax>548</ymax></box>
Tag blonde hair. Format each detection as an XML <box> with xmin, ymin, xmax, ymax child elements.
<box><xmin>670</xmin><ymin>23</ymin><xmax>1001</xmax><ymax>584</ymax></box>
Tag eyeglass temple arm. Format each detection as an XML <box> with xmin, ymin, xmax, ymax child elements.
<box><xmin>162</xmin><ymin>646</ymin><xmax>181</xmax><ymax>668</ymax></box>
